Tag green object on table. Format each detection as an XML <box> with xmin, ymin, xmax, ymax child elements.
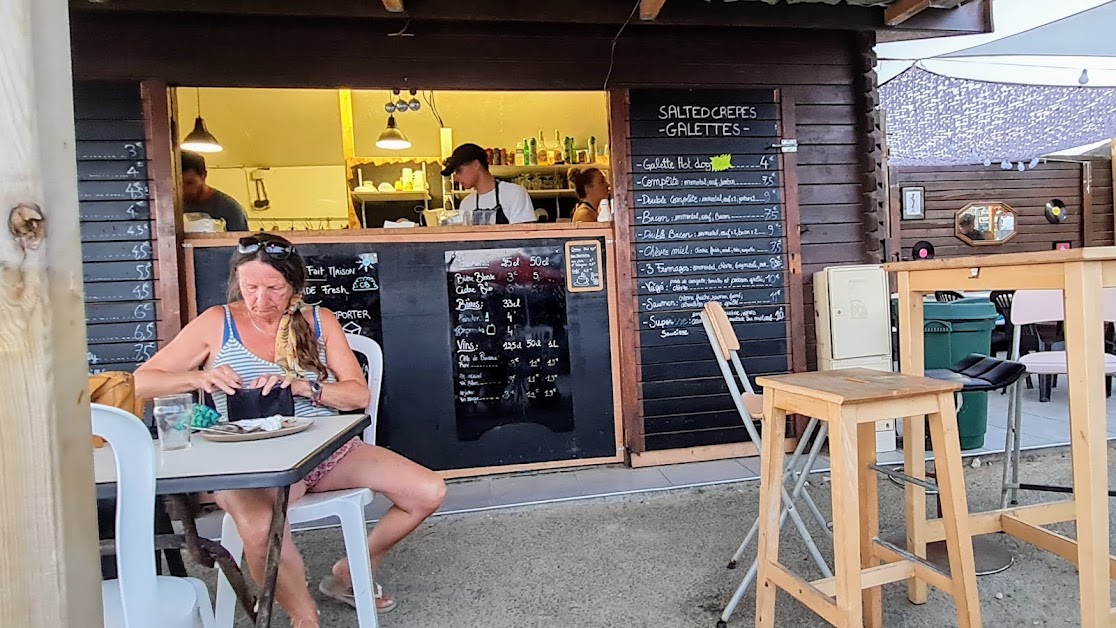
<box><xmin>891</xmin><ymin>297</ymin><xmax>1000</xmax><ymax>450</ymax></box>
<box><xmin>190</xmin><ymin>404</ymin><xmax>221</xmax><ymax>428</ymax></box>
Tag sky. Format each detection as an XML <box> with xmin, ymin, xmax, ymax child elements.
<box><xmin>876</xmin><ymin>0</ymin><xmax>1116</xmax><ymax>86</ymax></box>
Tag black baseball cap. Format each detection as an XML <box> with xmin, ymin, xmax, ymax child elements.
<box><xmin>441</xmin><ymin>143</ymin><xmax>488</xmax><ymax>176</ymax></box>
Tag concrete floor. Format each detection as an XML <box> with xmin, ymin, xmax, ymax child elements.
<box><xmin>203</xmin><ymin>443</ymin><xmax>1116</xmax><ymax>628</ymax></box>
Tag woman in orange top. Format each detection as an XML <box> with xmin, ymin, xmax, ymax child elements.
<box><xmin>569</xmin><ymin>167</ymin><xmax>611</xmax><ymax>223</ymax></box>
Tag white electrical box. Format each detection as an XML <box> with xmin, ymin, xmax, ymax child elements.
<box><xmin>814</xmin><ymin>264</ymin><xmax>896</xmax><ymax>452</ymax></box>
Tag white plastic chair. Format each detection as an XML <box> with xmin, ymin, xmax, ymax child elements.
<box><xmin>1000</xmin><ymin>289</ymin><xmax>1116</xmax><ymax>507</ymax></box>
<box><xmin>215</xmin><ymin>334</ymin><xmax>383</xmax><ymax>628</ymax></box>
<box><xmin>94</xmin><ymin>403</ymin><xmax>216</xmax><ymax>628</ymax></box>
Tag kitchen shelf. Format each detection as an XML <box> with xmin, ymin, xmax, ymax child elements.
<box><xmin>489</xmin><ymin>164</ymin><xmax>610</xmax><ymax>177</ymax></box>
<box><xmin>452</xmin><ymin>188</ymin><xmax>578</xmax><ymax>198</ymax></box>
<box><xmin>351</xmin><ymin>189</ymin><xmax>430</xmax><ymax>203</ymax></box>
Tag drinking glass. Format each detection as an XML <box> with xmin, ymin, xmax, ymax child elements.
<box><xmin>154</xmin><ymin>393</ymin><xmax>193</xmax><ymax>451</ymax></box>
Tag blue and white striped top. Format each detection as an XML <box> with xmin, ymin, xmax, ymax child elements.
<box><xmin>210</xmin><ymin>305</ymin><xmax>338</xmax><ymax>419</ymax></box>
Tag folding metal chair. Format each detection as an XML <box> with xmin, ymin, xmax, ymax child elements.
<box><xmin>700</xmin><ymin>302</ymin><xmax>832</xmax><ymax>626</ymax></box>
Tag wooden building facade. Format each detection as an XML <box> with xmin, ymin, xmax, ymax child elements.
<box><xmin>66</xmin><ymin>0</ymin><xmax>994</xmax><ymax>471</ymax></box>
<box><xmin>890</xmin><ymin>160</ymin><xmax>1115</xmax><ymax>260</ymax></box>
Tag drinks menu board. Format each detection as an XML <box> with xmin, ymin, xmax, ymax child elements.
<box><xmin>76</xmin><ymin>82</ymin><xmax>160</xmax><ymax>374</ymax></box>
<box><xmin>628</xmin><ymin>88</ymin><xmax>791</xmax><ymax>450</ymax></box>
<box><xmin>446</xmin><ymin>246</ymin><xmax>573</xmax><ymax>442</ymax></box>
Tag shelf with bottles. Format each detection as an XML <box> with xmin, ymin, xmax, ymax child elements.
<box><xmin>452</xmin><ymin>187</ymin><xmax>578</xmax><ymax>198</ymax></box>
<box><xmin>488</xmin><ymin>164</ymin><xmax>610</xmax><ymax>177</ymax></box>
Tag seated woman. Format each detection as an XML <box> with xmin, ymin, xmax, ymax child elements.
<box><xmin>568</xmin><ymin>166</ymin><xmax>611</xmax><ymax>223</ymax></box>
<box><xmin>135</xmin><ymin>233</ymin><xmax>445</xmax><ymax>627</ymax></box>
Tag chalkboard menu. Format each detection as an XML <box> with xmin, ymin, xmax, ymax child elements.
<box><xmin>565</xmin><ymin>240</ymin><xmax>603</xmax><ymax>292</ymax></box>
<box><xmin>76</xmin><ymin>82</ymin><xmax>160</xmax><ymax>374</ymax></box>
<box><xmin>447</xmin><ymin>246</ymin><xmax>572</xmax><ymax>441</ymax></box>
<box><xmin>628</xmin><ymin>89</ymin><xmax>791</xmax><ymax>451</ymax></box>
<box><xmin>186</xmin><ymin>237</ymin><xmax>615</xmax><ymax>471</ymax></box>
<box><xmin>191</xmin><ymin>244</ymin><xmax>382</xmax><ymax>344</ymax></box>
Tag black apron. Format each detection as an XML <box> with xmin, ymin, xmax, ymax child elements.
<box><xmin>474</xmin><ymin>180</ymin><xmax>510</xmax><ymax>224</ymax></box>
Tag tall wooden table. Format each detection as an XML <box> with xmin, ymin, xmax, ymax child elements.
<box><xmin>886</xmin><ymin>249</ymin><xmax>1115</xmax><ymax>627</ymax></box>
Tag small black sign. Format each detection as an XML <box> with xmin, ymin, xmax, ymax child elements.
<box><xmin>564</xmin><ymin>240</ymin><xmax>603</xmax><ymax>293</ymax></box>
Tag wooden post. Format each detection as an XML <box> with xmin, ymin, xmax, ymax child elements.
<box><xmin>0</xmin><ymin>0</ymin><xmax>102</xmax><ymax>625</ymax></box>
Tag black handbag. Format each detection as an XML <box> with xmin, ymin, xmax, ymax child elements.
<box><xmin>225</xmin><ymin>386</ymin><xmax>296</xmax><ymax>420</ymax></box>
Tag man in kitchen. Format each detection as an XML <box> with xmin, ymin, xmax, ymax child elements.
<box><xmin>181</xmin><ymin>151</ymin><xmax>249</xmax><ymax>231</ymax></box>
<box><xmin>442</xmin><ymin>143</ymin><xmax>536</xmax><ymax>224</ymax></box>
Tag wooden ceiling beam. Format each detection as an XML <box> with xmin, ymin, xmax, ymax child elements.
<box><xmin>382</xmin><ymin>0</ymin><xmax>404</xmax><ymax>13</ymax></box>
<box><xmin>640</xmin><ymin>0</ymin><xmax>667</xmax><ymax>21</ymax></box>
<box><xmin>884</xmin><ymin>0</ymin><xmax>933</xmax><ymax>26</ymax></box>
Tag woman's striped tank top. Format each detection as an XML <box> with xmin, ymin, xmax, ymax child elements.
<box><xmin>210</xmin><ymin>305</ymin><xmax>338</xmax><ymax>419</ymax></box>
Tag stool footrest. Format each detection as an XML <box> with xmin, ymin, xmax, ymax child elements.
<box><xmin>870</xmin><ymin>464</ymin><xmax>939</xmax><ymax>492</ymax></box>
<box><xmin>872</xmin><ymin>538</ymin><xmax>954</xmax><ymax>595</ymax></box>
<box><xmin>812</xmin><ymin>561</ymin><xmax>915</xmax><ymax>597</ymax></box>
<box><xmin>765</xmin><ymin>562</ymin><xmax>840</xmax><ymax>625</ymax></box>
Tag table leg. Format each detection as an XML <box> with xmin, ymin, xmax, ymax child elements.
<box><xmin>256</xmin><ymin>486</ymin><xmax>291</xmax><ymax>628</ymax></box>
<box><xmin>1062</xmin><ymin>261</ymin><xmax>1111</xmax><ymax>628</ymax></box>
<box><xmin>857</xmin><ymin>421</ymin><xmax>882</xmax><ymax>628</ymax></box>
<box><xmin>897</xmin><ymin>272</ymin><xmax>929</xmax><ymax>604</ymax></box>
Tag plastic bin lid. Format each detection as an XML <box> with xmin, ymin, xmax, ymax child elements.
<box><xmin>923</xmin><ymin>299</ymin><xmax>998</xmax><ymax>321</ymax></box>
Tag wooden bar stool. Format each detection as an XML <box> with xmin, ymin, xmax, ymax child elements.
<box><xmin>753</xmin><ymin>369</ymin><xmax>981</xmax><ymax>628</ymax></box>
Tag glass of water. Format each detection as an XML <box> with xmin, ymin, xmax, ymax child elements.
<box><xmin>154</xmin><ymin>393</ymin><xmax>193</xmax><ymax>451</ymax></box>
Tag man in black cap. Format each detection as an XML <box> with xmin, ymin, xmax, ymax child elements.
<box><xmin>442</xmin><ymin>143</ymin><xmax>535</xmax><ymax>224</ymax></box>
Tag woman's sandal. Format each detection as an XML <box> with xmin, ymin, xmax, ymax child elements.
<box><xmin>318</xmin><ymin>575</ymin><xmax>397</xmax><ymax>614</ymax></box>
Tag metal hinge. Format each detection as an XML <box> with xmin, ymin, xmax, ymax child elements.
<box><xmin>776</xmin><ymin>139</ymin><xmax>798</xmax><ymax>153</ymax></box>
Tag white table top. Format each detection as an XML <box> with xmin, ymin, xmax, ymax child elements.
<box><xmin>94</xmin><ymin>413</ymin><xmax>369</xmax><ymax>498</ymax></box>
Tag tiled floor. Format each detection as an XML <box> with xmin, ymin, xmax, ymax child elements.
<box><xmin>195</xmin><ymin>379</ymin><xmax>1116</xmax><ymax>538</ymax></box>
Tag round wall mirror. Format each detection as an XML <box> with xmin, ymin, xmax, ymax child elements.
<box><xmin>955</xmin><ymin>202</ymin><xmax>1018</xmax><ymax>246</ymax></box>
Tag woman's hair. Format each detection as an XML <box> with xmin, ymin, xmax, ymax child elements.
<box><xmin>227</xmin><ymin>233</ymin><xmax>329</xmax><ymax>380</ymax></box>
<box><xmin>568</xmin><ymin>167</ymin><xmax>603</xmax><ymax>199</ymax></box>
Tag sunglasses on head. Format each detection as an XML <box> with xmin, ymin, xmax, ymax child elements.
<box><xmin>237</xmin><ymin>236</ymin><xmax>293</xmax><ymax>260</ymax></box>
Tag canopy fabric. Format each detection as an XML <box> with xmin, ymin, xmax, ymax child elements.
<box><xmin>942</xmin><ymin>1</ymin><xmax>1116</xmax><ymax>58</ymax></box>
<box><xmin>881</xmin><ymin>67</ymin><xmax>1116</xmax><ymax>166</ymax></box>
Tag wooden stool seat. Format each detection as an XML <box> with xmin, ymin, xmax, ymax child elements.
<box><xmin>753</xmin><ymin>368</ymin><xmax>981</xmax><ymax>628</ymax></box>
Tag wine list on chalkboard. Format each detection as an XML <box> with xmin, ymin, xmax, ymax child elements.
<box><xmin>628</xmin><ymin>88</ymin><xmax>791</xmax><ymax>447</ymax></box>
<box><xmin>446</xmin><ymin>246</ymin><xmax>574</xmax><ymax>442</ymax></box>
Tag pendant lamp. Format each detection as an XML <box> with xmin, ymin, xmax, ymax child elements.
<box><xmin>180</xmin><ymin>88</ymin><xmax>223</xmax><ymax>153</ymax></box>
<box><xmin>375</xmin><ymin>114</ymin><xmax>411</xmax><ymax>150</ymax></box>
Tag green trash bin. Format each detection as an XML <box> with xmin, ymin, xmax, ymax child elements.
<box><xmin>891</xmin><ymin>297</ymin><xmax>999</xmax><ymax>450</ymax></box>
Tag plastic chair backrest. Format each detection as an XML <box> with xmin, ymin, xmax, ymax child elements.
<box><xmin>989</xmin><ymin>290</ymin><xmax>1014</xmax><ymax>321</ymax></box>
<box><xmin>935</xmin><ymin>290</ymin><xmax>964</xmax><ymax>302</ymax></box>
<box><xmin>1010</xmin><ymin>288</ymin><xmax>1116</xmax><ymax>326</ymax></box>
<box><xmin>92</xmin><ymin>403</ymin><xmax>159</xmax><ymax>628</ymax></box>
<box><xmin>345</xmin><ymin>333</ymin><xmax>383</xmax><ymax>445</ymax></box>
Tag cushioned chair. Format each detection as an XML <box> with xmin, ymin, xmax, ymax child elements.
<box><xmin>1000</xmin><ymin>289</ymin><xmax>1116</xmax><ymax>508</ymax></box>
<box><xmin>215</xmin><ymin>334</ymin><xmax>383</xmax><ymax>628</ymax></box>
<box><xmin>94</xmin><ymin>403</ymin><xmax>216</xmax><ymax>628</ymax></box>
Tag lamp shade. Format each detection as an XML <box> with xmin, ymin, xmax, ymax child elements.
<box><xmin>180</xmin><ymin>116</ymin><xmax>223</xmax><ymax>153</ymax></box>
<box><xmin>375</xmin><ymin>115</ymin><xmax>411</xmax><ymax>150</ymax></box>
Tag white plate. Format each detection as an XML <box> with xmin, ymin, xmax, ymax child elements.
<box><xmin>198</xmin><ymin>417</ymin><xmax>314</xmax><ymax>442</ymax></box>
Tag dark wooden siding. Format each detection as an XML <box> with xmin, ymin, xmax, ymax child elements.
<box><xmin>69</xmin><ymin>13</ymin><xmax>872</xmax><ymax>451</ymax></box>
<box><xmin>894</xmin><ymin>162</ymin><xmax>1097</xmax><ymax>259</ymax></box>
<box><xmin>1090</xmin><ymin>161</ymin><xmax>1114</xmax><ymax>246</ymax></box>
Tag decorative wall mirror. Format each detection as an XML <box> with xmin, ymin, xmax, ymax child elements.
<box><xmin>955</xmin><ymin>202</ymin><xmax>1018</xmax><ymax>246</ymax></box>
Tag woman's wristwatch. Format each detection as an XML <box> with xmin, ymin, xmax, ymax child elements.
<box><xmin>309</xmin><ymin>380</ymin><xmax>323</xmax><ymax>406</ymax></box>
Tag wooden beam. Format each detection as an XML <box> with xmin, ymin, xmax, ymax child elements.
<box><xmin>640</xmin><ymin>0</ymin><xmax>667</xmax><ymax>21</ymax></box>
<box><xmin>381</xmin><ymin>0</ymin><xmax>404</xmax><ymax>13</ymax></box>
<box><xmin>0</xmin><ymin>0</ymin><xmax>102</xmax><ymax>624</ymax></box>
<box><xmin>1082</xmin><ymin>161</ymin><xmax>1094</xmax><ymax>247</ymax></box>
<box><xmin>884</xmin><ymin>0</ymin><xmax>932</xmax><ymax>26</ymax></box>
<box><xmin>142</xmin><ymin>81</ymin><xmax>184</xmax><ymax>345</ymax></box>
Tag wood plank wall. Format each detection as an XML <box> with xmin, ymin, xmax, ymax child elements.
<box><xmin>68</xmin><ymin>12</ymin><xmax>874</xmax><ymax>447</ymax></box>
<box><xmin>892</xmin><ymin>162</ymin><xmax>1116</xmax><ymax>260</ymax></box>
<box><xmin>1090</xmin><ymin>160</ymin><xmax>1114</xmax><ymax>246</ymax></box>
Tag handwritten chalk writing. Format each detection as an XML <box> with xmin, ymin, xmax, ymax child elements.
<box><xmin>658</xmin><ymin>105</ymin><xmax>758</xmax><ymax>120</ymax></box>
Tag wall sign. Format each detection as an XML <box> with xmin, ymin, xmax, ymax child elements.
<box><xmin>564</xmin><ymin>240</ymin><xmax>603</xmax><ymax>292</ymax></box>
